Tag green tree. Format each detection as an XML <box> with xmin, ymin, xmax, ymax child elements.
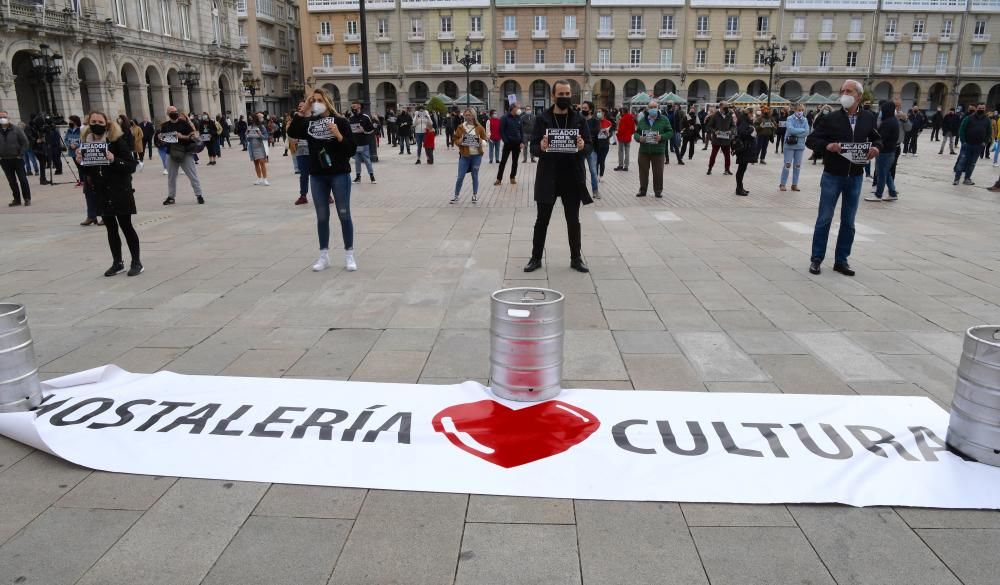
<box><xmin>426</xmin><ymin>96</ymin><xmax>448</xmax><ymax>117</ymax></box>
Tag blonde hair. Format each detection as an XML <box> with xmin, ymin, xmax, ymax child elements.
<box><xmin>80</xmin><ymin>110</ymin><xmax>124</xmax><ymax>142</ymax></box>
<box><xmin>309</xmin><ymin>88</ymin><xmax>340</xmax><ymax>117</ymax></box>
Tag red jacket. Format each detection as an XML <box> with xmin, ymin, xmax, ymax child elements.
<box><xmin>488</xmin><ymin>117</ymin><xmax>501</xmax><ymax>141</ymax></box>
<box><xmin>616</xmin><ymin>113</ymin><xmax>636</xmax><ymax>143</ymax></box>
<box><xmin>423</xmin><ymin>129</ymin><xmax>435</xmax><ymax>149</ymax></box>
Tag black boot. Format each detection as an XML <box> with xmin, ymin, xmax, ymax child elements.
<box><xmin>567</xmin><ymin>222</ymin><xmax>587</xmax><ymax>273</ymax></box>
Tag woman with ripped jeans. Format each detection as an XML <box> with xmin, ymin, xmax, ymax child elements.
<box><xmin>288</xmin><ymin>88</ymin><xmax>359</xmax><ymax>273</ymax></box>
<box><xmin>779</xmin><ymin>105</ymin><xmax>810</xmax><ymax>192</ymax></box>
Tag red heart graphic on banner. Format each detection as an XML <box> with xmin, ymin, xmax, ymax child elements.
<box><xmin>432</xmin><ymin>400</ymin><xmax>601</xmax><ymax>468</ymax></box>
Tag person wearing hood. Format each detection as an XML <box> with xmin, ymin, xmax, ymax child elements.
<box><xmin>0</xmin><ymin>111</ymin><xmax>31</xmax><ymax>206</ymax></box>
<box><xmin>865</xmin><ymin>100</ymin><xmax>900</xmax><ymax>202</ymax></box>
<box><xmin>75</xmin><ymin>111</ymin><xmax>142</xmax><ymax>277</ymax></box>
<box><xmin>805</xmin><ymin>80</ymin><xmax>882</xmax><ymax>277</ymax></box>
<box><xmin>954</xmin><ymin>103</ymin><xmax>992</xmax><ymax>186</ymax></box>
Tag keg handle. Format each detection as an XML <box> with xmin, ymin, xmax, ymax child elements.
<box><xmin>520</xmin><ymin>290</ymin><xmax>548</xmax><ymax>302</ymax></box>
<box><xmin>508</xmin><ymin>309</ymin><xmax>531</xmax><ymax>318</ymax></box>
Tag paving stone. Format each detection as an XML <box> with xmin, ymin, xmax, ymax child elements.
<box><xmin>878</xmin><ymin>354</ymin><xmax>959</xmax><ymax>405</ymax></box>
<box><xmin>329</xmin><ymin>490</ymin><xmax>466</xmax><ymax>585</ymax></box>
<box><xmin>754</xmin><ymin>355</ymin><xmax>856</xmax><ymax>395</ymax></box>
<box><xmin>202</xmin><ymin>516</ymin><xmax>351</xmax><ymax>585</ymax></box>
<box><xmin>817</xmin><ymin>310</ymin><xmax>891</xmax><ymax>331</ymax></box>
<box><xmin>285</xmin><ymin>329</ymin><xmax>381</xmax><ymax>379</ymax></box>
<box><xmin>730</xmin><ymin>331</ymin><xmax>807</xmax><ymax>355</ymax></box>
<box><xmin>594</xmin><ymin>279</ymin><xmax>653</xmax><ymax>310</ymax></box>
<box><xmin>905</xmin><ymin>331</ymin><xmax>965</xmax><ymax>367</ymax></box>
<box><xmin>466</xmin><ymin>495</ymin><xmax>575</xmax><ymax>524</ymax></box>
<box><xmin>563</xmin><ymin>292</ymin><xmax>609</xmax><ymax>329</ymax></box>
<box><xmin>624</xmin><ymin>355</ymin><xmax>704</xmax><ymax>391</ymax></box>
<box><xmin>56</xmin><ymin>473</ymin><xmax>176</xmax><ymax>511</ymax></box>
<box><xmin>256</xmin><ymin>327</ymin><xmax>329</xmax><ymax>350</ymax></box>
<box><xmin>745</xmin><ymin>293</ymin><xmax>833</xmax><ymax>331</ymax></box>
<box><xmin>847</xmin><ymin>331</ymin><xmax>932</xmax><ymax>355</ymax></box>
<box><xmin>563</xmin><ymin>330</ymin><xmax>628</xmax><ymax>381</ymax></box>
<box><xmin>692</xmin><ymin>526</ymin><xmax>835</xmax><ymax>585</ymax></box>
<box><xmin>710</xmin><ymin>309</ymin><xmax>778</xmax><ymax>331</ymax></box>
<box><xmin>138</xmin><ymin>326</ymin><xmax>219</xmax><ymax>348</ymax></box>
<box><xmin>422</xmin><ymin>329</ymin><xmax>491</xmax><ymax>379</ymax></box>
<box><xmin>455</xmin><ymin>523</ymin><xmax>581</xmax><ymax>585</ymax></box>
<box><xmin>649</xmin><ymin>293</ymin><xmax>721</xmax><ymax>331</ymax></box>
<box><xmin>562</xmin><ymin>380</ymin><xmax>634</xmax><ymax>390</ymax></box>
<box><xmin>790</xmin><ymin>332</ymin><xmax>903</xmax><ymax>382</ymax></box>
<box><xmin>681</xmin><ymin>503</ymin><xmax>796</xmax><ymax>526</ymax></box>
<box><xmin>351</xmin><ymin>350</ymin><xmax>429</xmax><ymax>383</ymax></box>
<box><xmin>604</xmin><ymin>309</ymin><xmax>665</xmax><ymax>330</ymax></box>
<box><xmin>704</xmin><ymin>381</ymin><xmax>782</xmax><ymax>393</ymax></box>
<box><xmin>612</xmin><ymin>330</ymin><xmax>680</xmax><ymax>354</ymax></box>
<box><xmin>896</xmin><ymin>508</ymin><xmax>1000</xmax><ymax>529</ymax></box>
<box><xmin>630</xmin><ymin>266</ymin><xmax>689</xmax><ymax>294</ymax></box>
<box><xmin>372</xmin><ymin>328</ymin><xmax>440</xmax><ymax>351</ymax></box>
<box><xmin>253</xmin><ymin>485</ymin><xmax>367</xmax><ymax>519</ymax></box>
<box><xmin>685</xmin><ymin>280</ymin><xmax>752</xmax><ymax>311</ymax></box>
<box><xmin>674</xmin><ymin>332</ymin><xmax>770</xmax><ymax>382</ymax></box>
<box><xmin>75</xmin><ymin>479</ymin><xmax>267</xmax><ymax>585</ymax></box>
<box><xmin>577</xmin><ymin>501</ymin><xmax>707</xmax><ymax>585</ymax></box>
<box><xmin>0</xmin><ymin>507</ymin><xmax>140</xmax><ymax>585</ymax></box>
<box><xmin>222</xmin><ymin>348</ymin><xmax>306</xmax><ymax>377</ymax></box>
<box><xmin>791</xmin><ymin>505</ymin><xmax>961</xmax><ymax>585</ymax></box>
<box><xmin>0</xmin><ymin>435</ymin><xmax>32</xmax><ymax>473</ymax></box>
<box><xmin>916</xmin><ymin>529</ymin><xmax>1000</xmax><ymax>585</ymax></box>
<box><xmin>0</xmin><ymin>452</ymin><xmax>90</xmax><ymax>545</ymax></box>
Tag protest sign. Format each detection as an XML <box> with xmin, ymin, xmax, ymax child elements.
<box><xmin>546</xmin><ymin>129</ymin><xmax>579</xmax><ymax>153</ymax></box>
<box><xmin>839</xmin><ymin>142</ymin><xmax>872</xmax><ymax>165</ymax></box>
<box><xmin>79</xmin><ymin>142</ymin><xmax>109</xmax><ymax>166</ymax></box>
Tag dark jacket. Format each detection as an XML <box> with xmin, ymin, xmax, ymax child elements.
<box><xmin>287</xmin><ymin>113</ymin><xmax>357</xmax><ymax>175</ymax></box>
<box><xmin>877</xmin><ymin>102</ymin><xmax>900</xmax><ymax>153</ymax></box>
<box><xmin>500</xmin><ymin>112</ymin><xmax>523</xmax><ymax>144</ymax></box>
<box><xmin>0</xmin><ymin>125</ymin><xmax>29</xmax><ymax>159</ymax></box>
<box><xmin>931</xmin><ymin>111</ymin><xmax>943</xmax><ymax>130</ymax></box>
<box><xmin>959</xmin><ymin>112</ymin><xmax>992</xmax><ymax>146</ymax></box>
<box><xmin>706</xmin><ymin>110</ymin><xmax>736</xmax><ymax>146</ymax></box>
<box><xmin>78</xmin><ymin>132</ymin><xmax>138</xmax><ymax>215</ymax></box>
<box><xmin>805</xmin><ymin>108</ymin><xmax>883</xmax><ymax>176</ymax></box>
<box><xmin>396</xmin><ymin>111</ymin><xmax>413</xmax><ymax>137</ymax></box>
<box><xmin>734</xmin><ymin>115</ymin><xmax>756</xmax><ymax>164</ymax></box>
<box><xmin>348</xmin><ymin>111</ymin><xmax>375</xmax><ymax>136</ymax></box>
<box><xmin>942</xmin><ymin>112</ymin><xmax>959</xmax><ymax>134</ymax></box>
<box><xmin>529</xmin><ymin>107</ymin><xmax>593</xmax><ymax>206</ymax></box>
<box><xmin>140</xmin><ymin>121</ymin><xmax>156</xmax><ymax>141</ymax></box>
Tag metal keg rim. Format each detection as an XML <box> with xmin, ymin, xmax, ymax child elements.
<box><xmin>491</xmin><ymin>287</ymin><xmax>565</xmax><ymax>306</ymax></box>
<box><xmin>0</xmin><ymin>303</ymin><xmax>25</xmax><ymax>320</ymax></box>
<box><xmin>966</xmin><ymin>325</ymin><xmax>1000</xmax><ymax>349</ymax></box>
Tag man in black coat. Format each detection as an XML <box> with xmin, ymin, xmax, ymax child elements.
<box><xmin>805</xmin><ymin>80</ymin><xmax>882</xmax><ymax>278</ymax></box>
<box><xmin>938</xmin><ymin>108</ymin><xmax>959</xmax><ymax>155</ymax></box>
<box><xmin>524</xmin><ymin>80</ymin><xmax>592</xmax><ymax>274</ymax></box>
<box><xmin>930</xmin><ymin>108</ymin><xmax>943</xmax><ymax>142</ymax></box>
<box><xmin>396</xmin><ymin>109</ymin><xmax>412</xmax><ymax>154</ymax></box>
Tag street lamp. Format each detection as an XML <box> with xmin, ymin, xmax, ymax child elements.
<box><xmin>755</xmin><ymin>36</ymin><xmax>787</xmax><ymax>111</ymax></box>
<box><xmin>243</xmin><ymin>76</ymin><xmax>261</xmax><ymax>114</ymax></box>
<box><xmin>455</xmin><ymin>37</ymin><xmax>481</xmax><ymax>111</ymax></box>
<box><xmin>178</xmin><ymin>62</ymin><xmax>200</xmax><ymax>113</ymax></box>
<box><xmin>31</xmin><ymin>43</ymin><xmax>63</xmax><ymax>117</ymax></box>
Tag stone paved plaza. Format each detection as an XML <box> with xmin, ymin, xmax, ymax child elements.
<box><xmin>1</xmin><ymin>134</ymin><xmax>1000</xmax><ymax>585</ymax></box>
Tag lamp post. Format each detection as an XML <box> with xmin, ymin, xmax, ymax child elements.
<box><xmin>243</xmin><ymin>76</ymin><xmax>261</xmax><ymax>114</ymax></box>
<box><xmin>178</xmin><ymin>62</ymin><xmax>200</xmax><ymax>113</ymax></box>
<box><xmin>755</xmin><ymin>36</ymin><xmax>787</xmax><ymax>111</ymax></box>
<box><xmin>455</xmin><ymin>37</ymin><xmax>480</xmax><ymax>111</ymax></box>
<box><xmin>31</xmin><ymin>43</ymin><xmax>63</xmax><ymax>117</ymax></box>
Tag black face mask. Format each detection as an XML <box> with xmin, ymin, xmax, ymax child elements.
<box><xmin>168</xmin><ymin>112</ymin><xmax>179</xmax><ymax>120</ymax></box>
<box><xmin>555</xmin><ymin>97</ymin><xmax>571</xmax><ymax>110</ymax></box>
<box><xmin>89</xmin><ymin>124</ymin><xmax>106</xmax><ymax>136</ymax></box>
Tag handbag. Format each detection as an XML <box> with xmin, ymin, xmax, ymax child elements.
<box><xmin>785</xmin><ymin>135</ymin><xmax>799</xmax><ymax>145</ymax></box>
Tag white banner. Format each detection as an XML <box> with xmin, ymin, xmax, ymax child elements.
<box><xmin>2</xmin><ymin>366</ymin><xmax>999</xmax><ymax>509</ymax></box>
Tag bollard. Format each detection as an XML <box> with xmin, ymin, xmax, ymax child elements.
<box><xmin>490</xmin><ymin>288</ymin><xmax>564</xmax><ymax>402</ymax></box>
<box><xmin>0</xmin><ymin>304</ymin><xmax>43</xmax><ymax>413</ymax></box>
<box><xmin>946</xmin><ymin>325</ymin><xmax>1000</xmax><ymax>467</ymax></box>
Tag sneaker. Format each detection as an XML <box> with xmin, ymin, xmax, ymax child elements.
<box><xmin>450</xmin><ymin>195</ymin><xmax>460</xmax><ymax>204</ymax></box>
<box><xmin>593</xmin><ymin>191</ymin><xmax>601</xmax><ymax>199</ymax></box>
<box><xmin>262</xmin><ymin>179</ymin><xmax>270</xmax><ymax>186</ymax></box>
<box><xmin>294</xmin><ymin>195</ymin><xmax>308</xmax><ymax>205</ymax></box>
<box><xmin>138</xmin><ymin>161</ymin><xmax>144</xmax><ymax>172</ymax></box>
<box><xmin>370</xmin><ymin>175</ymin><xmax>376</xmax><ymax>184</ymax></box>
<box><xmin>415</xmin><ymin>159</ymin><xmax>421</xmax><ymax>165</ymax></box>
<box><xmin>162</xmin><ymin>197</ymin><xmax>175</xmax><ymax>205</ymax></box>
<box><xmin>354</xmin><ymin>175</ymin><xmax>362</xmax><ymax>183</ymax></box>
<box><xmin>127</xmin><ymin>263</ymin><xmax>144</xmax><ymax>277</ymax></box>
<box><xmin>963</xmin><ymin>179</ymin><xmax>975</xmax><ymax>185</ymax></box>
<box><xmin>471</xmin><ymin>194</ymin><xmax>478</xmax><ymax>203</ymax></box>
<box><xmin>8</xmin><ymin>200</ymin><xmax>21</xmax><ymax>207</ymax></box>
<box><xmin>162</xmin><ymin>169</ymin><xmax>168</xmax><ymax>175</ymax></box>
<box><xmin>253</xmin><ymin>179</ymin><xmax>262</xmax><ymax>185</ymax></box>
<box><xmin>197</xmin><ymin>196</ymin><xmax>205</xmax><ymax>204</ymax></box>
<box><xmin>24</xmin><ymin>200</ymin><xmax>30</xmax><ymax>206</ymax></box>
<box><xmin>952</xmin><ymin>179</ymin><xmax>960</xmax><ymax>185</ymax></box>
<box><xmin>864</xmin><ymin>195</ymin><xmax>883</xmax><ymax>201</ymax></box>
<box><xmin>312</xmin><ymin>251</ymin><xmax>330</xmax><ymax>272</ymax></box>
<box><xmin>885</xmin><ymin>195</ymin><xmax>898</xmax><ymax>201</ymax></box>
<box><xmin>987</xmin><ymin>185</ymin><xmax>1000</xmax><ymax>192</ymax></box>
<box><xmin>104</xmin><ymin>262</ymin><xmax>125</xmax><ymax>277</ymax></box>
<box><xmin>494</xmin><ymin>179</ymin><xmax>502</xmax><ymax>186</ymax></box>
<box><xmin>345</xmin><ymin>252</ymin><xmax>357</xmax><ymax>272</ymax></box>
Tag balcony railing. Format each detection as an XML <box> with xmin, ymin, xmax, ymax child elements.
<box><xmin>501</xmin><ymin>30</ymin><xmax>518</xmax><ymax>39</ymax></box>
<box><xmin>785</xmin><ymin>0</ymin><xmax>877</xmax><ymax>8</ymax></box>
<box><xmin>781</xmin><ymin>64</ymin><xmax>867</xmax><ymax>74</ymax></box>
<box><xmin>315</xmin><ymin>32</ymin><xmax>334</xmax><ymax>43</ymax></box>
<box><xmin>532</xmin><ymin>29</ymin><xmax>549</xmax><ymax>39</ymax></box>
<box><xmin>881</xmin><ymin>64</ymin><xmax>951</xmax><ymax>74</ymax></box>
<box><xmin>592</xmin><ymin>62</ymin><xmax>682</xmax><ymax>72</ymax></box>
<box><xmin>754</xmin><ymin>30</ymin><xmax>771</xmax><ymax>40</ymax></box>
<box><xmin>312</xmin><ymin>65</ymin><xmax>361</xmax><ymax>75</ymax></box>
<box><xmin>498</xmin><ymin>63</ymin><xmax>582</xmax><ymax>72</ymax></box>
<box><xmin>695</xmin><ymin>29</ymin><xmax>711</xmax><ymax>38</ymax></box>
<box><xmin>971</xmin><ymin>33</ymin><xmax>991</xmax><ymax>43</ymax></box>
<box><xmin>846</xmin><ymin>32</ymin><xmax>866</xmax><ymax>41</ymax></box>
<box><xmin>260</xmin><ymin>64</ymin><xmax>279</xmax><ymax>73</ymax></box>
<box><xmin>307</xmin><ymin>0</ymin><xmax>396</xmax><ymax>11</ymax></box>
<box><xmin>344</xmin><ymin>32</ymin><xmax>361</xmax><ymax>42</ymax></box>
<box><xmin>659</xmin><ymin>28</ymin><xmax>677</xmax><ymax>38</ymax></box>
<box><xmin>437</xmin><ymin>30</ymin><xmax>455</xmax><ymax>40</ymax></box>
<box><xmin>884</xmin><ymin>0</ymin><xmax>966</xmax><ymax>9</ymax></box>
<box><xmin>789</xmin><ymin>31</ymin><xmax>808</xmax><ymax>41</ymax></box>
<box><xmin>818</xmin><ymin>31</ymin><xmax>837</xmax><ymax>41</ymax></box>
<box><xmin>431</xmin><ymin>64</ymin><xmax>456</xmax><ymax>71</ymax></box>
<box><xmin>910</xmin><ymin>32</ymin><xmax>928</xmax><ymax>42</ymax></box>
<box><xmin>628</xmin><ymin>29</ymin><xmax>646</xmax><ymax>39</ymax></box>
<box><xmin>562</xmin><ymin>28</ymin><xmax>579</xmax><ymax>38</ymax></box>
<box><xmin>468</xmin><ymin>30</ymin><xmax>484</xmax><ymax>40</ymax></box>
<box><xmin>258</xmin><ymin>36</ymin><xmax>276</xmax><ymax>47</ymax></box>
<box><xmin>407</xmin><ymin>31</ymin><xmax>425</xmax><ymax>41</ymax></box>
<box><xmin>883</xmin><ymin>32</ymin><xmax>900</xmax><ymax>41</ymax></box>
<box><xmin>937</xmin><ymin>33</ymin><xmax>955</xmax><ymax>42</ymax></box>
<box><xmin>239</xmin><ymin>35</ymin><xmax>248</xmax><ymax>45</ymax></box>
<box><xmin>962</xmin><ymin>66</ymin><xmax>1000</xmax><ymax>75</ymax></box>
<box><xmin>597</xmin><ymin>29</ymin><xmax>615</xmax><ymax>39</ymax></box>
<box><xmin>374</xmin><ymin>33</ymin><xmax>392</xmax><ymax>42</ymax></box>
<box><xmin>724</xmin><ymin>30</ymin><xmax>742</xmax><ymax>39</ymax></box>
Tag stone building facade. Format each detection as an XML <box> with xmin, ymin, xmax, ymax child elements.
<box><xmin>0</xmin><ymin>0</ymin><xmax>246</xmax><ymax>123</ymax></box>
<box><xmin>299</xmin><ymin>0</ymin><xmax>1000</xmax><ymax>114</ymax></box>
<box><xmin>237</xmin><ymin>0</ymin><xmax>304</xmax><ymax>114</ymax></box>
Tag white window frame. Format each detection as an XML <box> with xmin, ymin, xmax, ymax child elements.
<box><xmin>819</xmin><ymin>51</ymin><xmax>830</xmax><ymax>68</ymax></box>
<box><xmin>631</xmin><ymin>14</ymin><xmax>642</xmax><ymax>30</ymax></box>
<box><xmin>970</xmin><ymin>51</ymin><xmax>982</xmax><ymax>69</ymax></box>
<box><xmin>913</xmin><ymin>19</ymin><xmax>925</xmax><ymax>34</ymax></box>
<box><xmin>565</xmin><ymin>15</ymin><xmax>576</xmax><ymax>31</ymax></box>
<box><xmin>791</xmin><ymin>50</ymin><xmax>801</xmax><ymax>67</ymax></box>
<box><xmin>942</xmin><ymin>19</ymin><xmax>953</xmax><ymax>36</ymax></box>
<box><xmin>882</xmin><ymin>51</ymin><xmax>894</xmax><ymax>70</ymax></box>
<box><xmin>471</xmin><ymin>15</ymin><xmax>481</xmax><ymax>32</ymax></box>
<box><xmin>629</xmin><ymin>48</ymin><xmax>642</xmax><ymax>65</ymax></box>
<box><xmin>161</xmin><ymin>0</ymin><xmax>172</xmax><ymax>36</ymax></box>
<box><xmin>113</xmin><ymin>0</ymin><xmax>126</xmax><ymax>26</ymax></box>
<box><xmin>410</xmin><ymin>18</ymin><xmax>421</xmax><ymax>34</ymax></box>
<box><xmin>322</xmin><ymin>53</ymin><xmax>333</xmax><ymax>68</ymax></box>
<box><xmin>724</xmin><ymin>48</ymin><xmax>736</xmax><ymax>66</ymax></box>
<box><xmin>138</xmin><ymin>0</ymin><xmax>150</xmax><ymax>31</ymax></box>
<box><xmin>599</xmin><ymin>15</ymin><xmax>612</xmax><ymax>32</ymax></box>
<box><xmin>504</xmin><ymin>15</ymin><xmax>516</xmax><ymax>32</ymax></box>
<box><xmin>850</xmin><ymin>17</ymin><xmax>862</xmax><ymax>34</ymax></box>
<box><xmin>534</xmin><ymin>49</ymin><xmax>545</xmax><ymax>64</ymax></box>
<box><xmin>727</xmin><ymin>15</ymin><xmax>738</xmax><ymax>33</ymax></box>
<box><xmin>697</xmin><ymin>15</ymin><xmax>709</xmax><ymax>32</ymax></box>
<box><xmin>565</xmin><ymin>48</ymin><xmax>576</xmax><ymax>64</ymax></box>
<box><xmin>974</xmin><ymin>20</ymin><xmax>986</xmax><ymax>36</ymax></box>
<box><xmin>412</xmin><ymin>51</ymin><xmax>423</xmax><ymax>68</ymax></box>
<box><xmin>846</xmin><ymin>51</ymin><xmax>858</xmax><ymax>68</ymax></box>
<box><xmin>534</xmin><ymin>15</ymin><xmax>546</xmax><ymax>32</ymax></box>
<box><xmin>440</xmin><ymin>16</ymin><xmax>452</xmax><ymax>33</ymax></box>
<box><xmin>885</xmin><ymin>18</ymin><xmax>897</xmax><ymax>34</ymax></box>
<box><xmin>442</xmin><ymin>51</ymin><xmax>453</xmax><ymax>65</ymax></box>
<box><xmin>695</xmin><ymin>48</ymin><xmax>706</xmax><ymax>67</ymax></box>
<box><xmin>662</xmin><ymin>15</ymin><xmax>674</xmax><ymax>31</ymax></box>
<box><xmin>598</xmin><ymin>48</ymin><xmax>611</xmax><ymax>65</ymax></box>
<box><xmin>180</xmin><ymin>4</ymin><xmax>191</xmax><ymax>39</ymax></box>
<box><xmin>504</xmin><ymin>49</ymin><xmax>516</xmax><ymax>65</ymax></box>
<box><xmin>660</xmin><ymin>48</ymin><xmax>673</xmax><ymax>66</ymax></box>
<box><xmin>793</xmin><ymin>17</ymin><xmax>805</xmax><ymax>33</ymax></box>
<box><xmin>909</xmin><ymin>49</ymin><xmax>921</xmax><ymax>69</ymax></box>
<box><xmin>757</xmin><ymin>15</ymin><xmax>768</xmax><ymax>32</ymax></box>
<box><xmin>320</xmin><ymin>21</ymin><xmax>331</xmax><ymax>35</ymax></box>
<box><xmin>347</xmin><ymin>20</ymin><xmax>358</xmax><ymax>35</ymax></box>
<box><xmin>821</xmin><ymin>18</ymin><xmax>833</xmax><ymax>33</ymax></box>
<box><xmin>379</xmin><ymin>51</ymin><xmax>392</xmax><ymax>70</ymax></box>
<box><xmin>377</xmin><ymin>18</ymin><xmax>388</xmax><ymax>36</ymax></box>
<box><xmin>936</xmin><ymin>51</ymin><xmax>948</xmax><ymax>69</ymax></box>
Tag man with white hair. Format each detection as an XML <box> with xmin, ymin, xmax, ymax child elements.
<box><xmin>805</xmin><ymin>80</ymin><xmax>882</xmax><ymax>277</ymax></box>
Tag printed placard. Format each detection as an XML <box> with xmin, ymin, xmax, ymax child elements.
<box><xmin>642</xmin><ymin>130</ymin><xmax>660</xmax><ymax>144</ymax></box>
<box><xmin>546</xmin><ymin>128</ymin><xmax>579</xmax><ymax>153</ymax></box>
<box><xmin>245</xmin><ymin>127</ymin><xmax>263</xmax><ymax>139</ymax></box>
<box><xmin>839</xmin><ymin>142</ymin><xmax>872</xmax><ymax>164</ymax></box>
<box><xmin>778</xmin><ymin>121</ymin><xmax>787</xmax><ymax>128</ymax></box>
<box><xmin>715</xmin><ymin>130</ymin><xmax>732</xmax><ymax>140</ymax></box>
<box><xmin>67</xmin><ymin>138</ymin><xmax>81</xmax><ymax>150</ymax></box>
<box><xmin>78</xmin><ymin>142</ymin><xmax>109</xmax><ymax>166</ymax></box>
<box><xmin>307</xmin><ymin>117</ymin><xmax>339</xmax><ymax>140</ymax></box>
<box><xmin>598</xmin><ymin>128</ymin><xmax>610</xmax><ymax>140</ymax></box>
<box><xmin>461</xmin><ymin>132</ymin><xmax>481</xmax><ymax>148</ymax></box>
<box><xmin>159</xmin><ymin>131</ymin><xmax>179</xmax><ymax>144</ymax></box>
<box><xmin>200</xmin><ymin>133</ymin><xmax>212</xmax><ymax>143</ymax></box>
<box><xmin>387</xmin><ymin>116</ymin><xmax>397</xmax><ymax>124</ymax></box>
<box><xmin>350</xmin><ymin>123</ymin><xmax>363</xmax><ymax>134</ymax></box>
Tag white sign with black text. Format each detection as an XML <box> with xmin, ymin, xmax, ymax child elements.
<box><xmin>839</xmin><ymin>142</ymin><xmax>873</xmax><ymax>165</ymax></box>
<box><xmin>78</xmin><ymin>142</ymin><xmax>109</xmax><ymax>166</ymax></box>
<box><xmin>2</xmin><ymin>367</ymin><xmax>999</xmax><ymax>509</ymax></box>
<box><xmin>545</xmin><ymin>129</ymin><xmax>579</xmax><ymax>154</ymax></box>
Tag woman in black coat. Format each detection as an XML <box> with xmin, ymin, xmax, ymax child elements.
<box><xmin>733</xmin><ymin>109</ymin><xmax>756</xmax><ymax>196</ymax></box>
<box><xmin>76</xmin><ymin>112</ymin><xmax>142</xmax><ymax>276</ymax></box>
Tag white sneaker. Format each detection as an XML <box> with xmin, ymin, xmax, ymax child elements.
<box><xmin>162</xmin><ymin>169</ymin><xmax>168</xmax><ymax>175</ymax></box>
<box><xmin>312</xmin><ymin>250</ymin><xmax>330</xmax><ymax>272</ymax></box>
<box><xmin>262</xmin><ymin>179</ymin><xmax>270</xmax><ymax>186</ymax></box>
<box><xmin>345</xmin><ymin>252</ymin><xmax>357</xmax><ymax>272</ymax></box>
<box><xmin>138</xmin><ymin>161</ymin><xmax>144</xmax><ymax>172</ymax></box>
<box><xmin>253</xmin><ymin>179</ymin><xmax>262</xmax><ymax>185</ymax></box>
<box><xmin>450</xmin><ymin>195</ymin><xmax>460</xmax><ymax>204</ymax></box>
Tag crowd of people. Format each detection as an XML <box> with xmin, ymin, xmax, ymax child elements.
<box><xmin>2</xmin><ymin>78</ymin><xmax>999</xmax><ymax>281</ymax></box>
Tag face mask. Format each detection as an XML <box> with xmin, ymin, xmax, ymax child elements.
<box><xmin>840</xmin><ymin>94</ymin><xmax>856</xmax><ymax>109</ymax></box>
<box><xmin>352</xmin><ymin>108</ymin><xmax>360</xmax><ymax>114</ymax></box>
<box><xmin>555</xmin><ymin>97</ymin><xmax>571</xmax><ymax>110</ymax></box>
<box><xmin>89</xmin><ymin>124</ymin><xmax>106</xmax><ymax>136</ymax></box>
<box><xmin>795</xmin><ymin>111</ymin><xmax>803</xmax><ymax>118</ymax></box>
<box><xmin>312</xmin><ymin>102</ymin><xmax>326</xmax><ymax>115</ymax></box>
<box><xmin>581</xmin><ymin>110</ymin><xmax>590</xmax><ymax>117</ymax></box>
<box><xmin>722</xmin><ymin>108</ymin><xmax>729</xmax><ymax>114</ymax></box>
<box><xmin>596</xmin><ymin>112</ymin><xmax>603</xmax><ymax>120</ymax></box>
<box><xmin>0</xmin><ymin>118</ymin><xmax>8</xmax><ymax>125</ymax></box>
<box><xmin>202</xmin><ymin>116</ymin><xmax>208</xmax><ymax>121</ymax></box>
<box><xmin>647</xmin><ymin>109</ymin><xmax>658</xmax><ymax>118</ymax></box>
<box><xmin>168</xmin><ymin>112</ymin><xmax>179</xmax><ymax>120</ymax></box>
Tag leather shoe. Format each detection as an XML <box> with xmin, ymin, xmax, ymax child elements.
<box><xmin>570</xmin><ymin>258</ymin><xmax>589</xmax><ymax>273</ymax></box>
<box><xmin>833</xmin><ymin>263</ymin><xmax>855</xmax><ymax>277</ymax></box>
<box><xmin>809</xmin><ymin>261</ymin><xmax>821</xmax><ymax>275</ymax></box>
<box><xmin>523</xmin><ymin>258</ymin><xmax>542</xmax><ymax>272</ymax></box>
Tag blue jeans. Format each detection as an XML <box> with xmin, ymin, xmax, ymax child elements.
<box><xmin>23</xmin><ymin>150</ymin><xmax>39</xmax><ymax>174</ymax></box>
<box><xmin>586</xmin><ymin>150</ymin><xmax>599</xmax><ymax>192</ymax></box>
<box><xmin>398</xmin><ymin>134</ymin><xmax>411</xmax><ymax>154</ymax></box>
<box><xmin>354</xmin><ymin>143</ymin><xmax>373</xmax><ymax>176</ymax></box>
<box><xmin>993</xmin><ymin>139</ymin><xmax>999</xmax><ymax>164</ymax></box>
<box><xmin>811</xmin><ymin>173</ymin><xmax>862</xmax><ymax>265</ymax></box>
<box><xmin>954</xmin><ymin>143</ymin><xmax>979</xmax><ymax>181</ymax></box>
<box><xmin>874</xmin><ymin>151</ymin><xmax>898</xmax><ymax>198</ymax></box>
<box><xmin>455</xmin><ymin>154</ymin><xmax>482</xmax><ymax>196</ymax></box>
<box><xmin>297</xmin><ymin>155</ymin><xmax>311</xmax><ymax>196</ymax></box>
<box><xmin>780</xmin><ymin>149</ymin><xmax>804</xmax><ymax>186</ymax></box>
<box><xmin>310</xmin><ymin>173</ymin><xmax>353</xmax><ymax>250</ymax></box>
<box><xmin>157</xmin><ymin>146</ymin><xmax>169</xmax><ymax>169</ymax></box>
<box><xmin>488</xmin><ymin>140</ymin><xmax>500</xmax><ymax>162</ymax></box>
<box><xmin>415</xmin><ymin>133</ymin><xmax>424</xmax><ymax>159</ymax></box>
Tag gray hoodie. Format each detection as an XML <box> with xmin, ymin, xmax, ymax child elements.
<box><xmin>0</xmin><ymin>124</ymin><xmax>29</xmax><ymax>159</ymax></box>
